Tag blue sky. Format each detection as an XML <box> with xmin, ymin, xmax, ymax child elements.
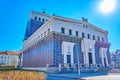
<box><xmin>0</xmin><ymin>0</ymin><xmax>120</xmax><ymax>52</ymax></box>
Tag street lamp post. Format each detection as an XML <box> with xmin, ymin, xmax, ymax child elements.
<box><xmin>77</xmin><ymin>44</ymin><xmax>80</xmax><ymax>75</ymax></box>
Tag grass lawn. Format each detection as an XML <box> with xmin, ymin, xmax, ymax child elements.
<box><xmin>0</xmin><ymin>69</ymin><xmax>46</xmax><ymax>80</ymax></box>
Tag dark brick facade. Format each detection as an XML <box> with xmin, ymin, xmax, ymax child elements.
<box><xmin>22</xmin><ymin>32</ymin><xmax>111</xmax><ymax>67</ymax></box>
<box><xmin>22</xmin><ymin>32</ymin><xmax>83</xmax><ymax>67</ymax></box>
<box><xmin>95</xmin><ymin>42</ymin><xmax>111</xmax><ymax>64</ymax></box>
<box><xmin>24</xmin><ymin>19</ymin><xmax>45</xmax><ymax>40</ymax></box>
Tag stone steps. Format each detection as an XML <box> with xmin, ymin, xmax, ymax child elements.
<box><xmin>96</xmin><ymin>67</ymin><xmax>111</xmax><ymax>73</ymax></box>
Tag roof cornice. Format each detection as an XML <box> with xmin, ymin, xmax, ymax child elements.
<box><xmin>52</xmin><ymin>15</ymin><xmax>108</xmax><ymax>34</ymax></box>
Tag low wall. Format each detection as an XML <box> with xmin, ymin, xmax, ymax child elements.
<box><xmin>22</xmin><ymin>67</ymin><xmax>48</xmax><ymax>71</ymax></box>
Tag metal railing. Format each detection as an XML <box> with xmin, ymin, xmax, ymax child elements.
<box><xmin>46</xmin><ymin>63</ymin><xmax>120</xmax><ymax>74</ymax></box>
<box><xmin>58</xmin><ymin>63</ymin><xmax>102</xmax><ymax>73</ymax></box>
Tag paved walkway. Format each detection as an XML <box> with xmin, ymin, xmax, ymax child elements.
<box><xmin>47</xmin><ymin>77</ymin><xmax>78</xmax><ymax>80</ymax></box>
<box><xmin>47</xmin><ymin>72</ymin><xmax>120</xmax><ymax>80</ymax></box>
<box><xmin>46</xmin><ymin>72</ymin><xmax>107</xmax><ymax>80</ymax></box>
<box><xmin>81</xmin><ymin>75</ymin><xmax>120</xmax><ymax>80</ymax></box>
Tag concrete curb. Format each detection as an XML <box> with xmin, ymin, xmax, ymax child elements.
<box><xmin>47</xmin><ymin>75</ymin><xmax>80</xmax><ymax>79</ymax></box>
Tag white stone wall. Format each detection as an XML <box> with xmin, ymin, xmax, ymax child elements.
<box><xmin>52</xmin><ymin>18</ymin><xmax>108</xmax><ymax>43</ymax></box>
<box><xmin>62</xmin><ymin>41</ymin><xmax>75</xmax><ymax>64</ymax></box>
<box><xmin>99</xmin><ymin>48</ymin><xmax>108</xmax><ymax>66</ymax></box>
<box><xmin>81</xmin><ymin>38</ymin><xmax>96</xmax><ymax>64</ymax></box>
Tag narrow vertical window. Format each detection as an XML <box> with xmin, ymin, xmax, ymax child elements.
<box><xmin>82</xmin><ymin>32</ymin><xmax>85</xmax><ymax>38</ymax></box>
<box><xmin>93</xmin><ymin>35</ymin><xmax>95</xmax><ymax>40</ymax></box>
<box><xmin>102</xmin><ymin>37</ymin><xmax>104</xmax><ymax>42</ymax></box>
<box><xmin>48</xmin><ymin>28</ymin><xmax>50</xmax><ymax>34</ymax></box>
<box><xmin>83</xmin><ymin>24</ymin><xmax>85</xmax><ymax>28</ymax></box>
<box><xmin>61</xmin><ymin>27</ymin><xmax>65</xmax><ymax>34</ymax></box>
<box><xmin>41</xmin><ymin>34</ymin><xmax>43</xmax><ymax>38</ymax></box>
<box><xmin>98</xmin><ymin>36</ymin><xmax>100</xmax><ymax>42</ymax></box>
<box><xmin>69</xmin><ymin>29</ymin><xmax>72</xmax><ymax>35</ymax></box>
<box><xmin>39</xmin><ymin>18</ymin><xmax>41</xmax><ymax>21</ymax></box>
<box><xmin>35</xmin><ymin>16</ymin><xmax>37</xmax><ymax>20</ymax></box>
<box><xmin>86</xmin><ymin>24</ymin><xmax>88</xmax><ymax>28</ymax></box>
<box><xmin>44</xmin><ymin>31</ymin><xmax>46</xmax><ymax>37</ymax></box>
<box><xmin>87</xmin><ymin>34</ymin><xmax>90</xmax><ymax>39</ymax></box>
<box><xmin>76</xmin><ymin>31</ymin><xmax>79</xmax><ymax>36</ymax></box>
<box><xmin>42</xmin><ymin>19</ymin><xmax>45</xmax><ymax>22</ymax></box>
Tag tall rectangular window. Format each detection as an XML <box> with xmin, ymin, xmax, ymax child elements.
<box><xmin>44</xmin><ymin>31</ymin><xmax>46</xmax><ymax>37</ymax></box>
<box><xmin>42</xmin><ymin>19</ymin><xmax>45</xmax><ymax>22</ymax></box>
<box><xmin>98</xmin><ymin>36</ymin><xmax>100</xmax><ymax>42</ymax></box>
<box><xmin>41</xmin><ymin>34</ymin><xmax>43</xmax><ymax>38</ymax></box>
<box><xmin>61</xmin><ymin>27</ymin><xmax>65</xmax><ymax>34</ymax></box>
<box><xmin>69</xmin><ymin>29</ymin><xmax>72</xmax><ymax>35</ymax></box>
<box><xmin>39</xmin><ymin>18</ymin><xmax>41</xmax><ymax>21</ymax></box>
<box><xmin>35</xmin><ymin>16</ymin><xmax>37</xmax><ymax>20</ymax></box>
<box><xmin>93</xmin><ymin>35</ymin><xmax>95</xmax><ymax>40</ymax></box>
<box><xmin>102</xmin><ymin>37</ymin><xmax>104</xmax><ymax>42</ymax></box>
<box><xmin>76</xmin><ymin>31</ymin><xmax>79</xmax><ymax>36</ymax></box>
<box><xmin>87</xmin><ymin>34</ymin><xmax>90</xmax><ymax>39</ymax></box>
<box><xmin>48</xmin><ymin>28</ymin><xmax>50</xmax><ymax>34</ymax></box>
<box><xmin>83</xmin><ymin>24</ymin><xmax>85</xmax><ymax>28</ymax></box>
<box><xmin>82</xmin><ymin>32</ymin><xmax>85</xmax><ymax>38</ymax></box>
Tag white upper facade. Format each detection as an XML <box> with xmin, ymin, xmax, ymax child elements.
<box><xmin>23</xmin><ymin>11</ymin><xmax>109</xmax><ymax>50</ymax></box>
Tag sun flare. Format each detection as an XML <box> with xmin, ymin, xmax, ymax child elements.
<box><xmin>99</xmin><ymin>0</ymin><xmax>116</xmax><ymax>14</ymax></box>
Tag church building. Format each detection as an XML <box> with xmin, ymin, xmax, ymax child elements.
<box><xmin>20</xmin><ymin>11</ymin><xmax>111</xmax><ymax>68</ymax></box>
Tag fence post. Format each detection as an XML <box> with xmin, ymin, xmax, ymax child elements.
<box><xmin>47</xmin><ymin>64</ymin><xmax>49</xmax><ymax>71</ymax></box>
<box><xmin>59</xmin><ymin>63</ymin><xmax>61</xmax><ymax>72</ymax></box>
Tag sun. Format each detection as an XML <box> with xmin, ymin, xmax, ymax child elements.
<box><xmin>99</xmin><ymin>0</ymin><xmax>117</xmax><ymax>14</ymax></box>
